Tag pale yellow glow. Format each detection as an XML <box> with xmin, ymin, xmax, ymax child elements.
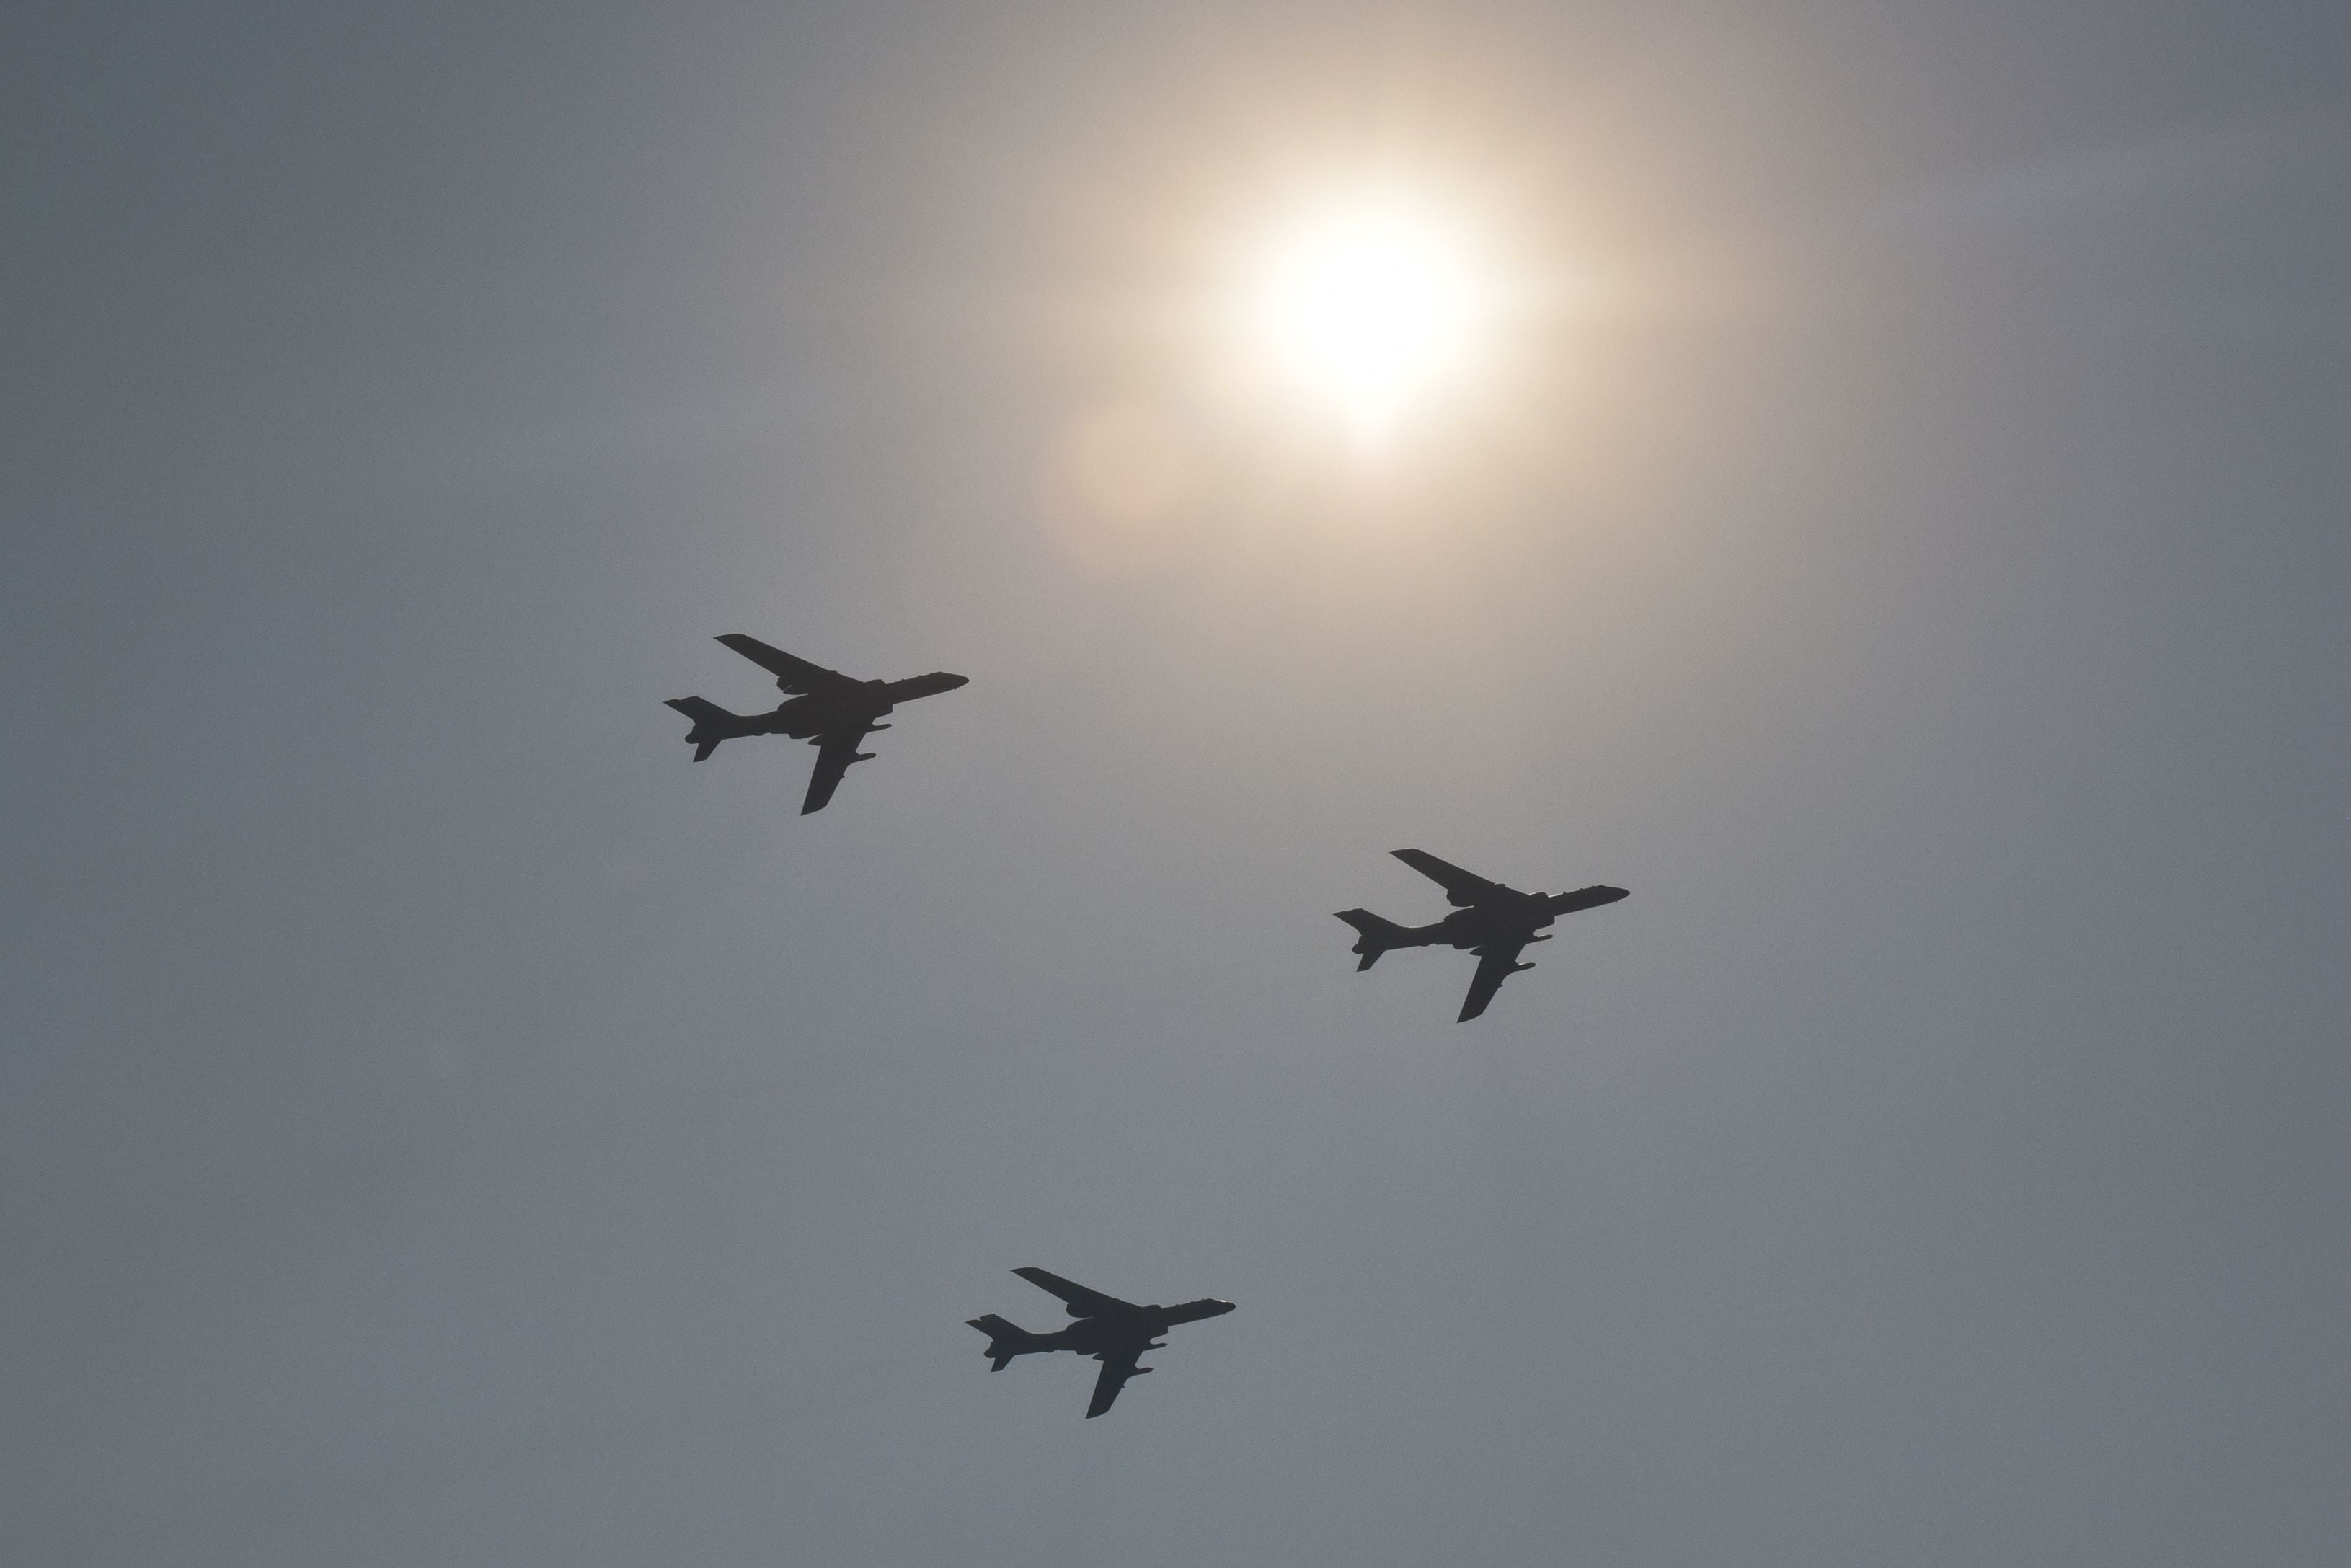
<box><xmin>1247</xmin><ymin>197</ymin><xmax>1488</xmax><ymax>440</ymax></box>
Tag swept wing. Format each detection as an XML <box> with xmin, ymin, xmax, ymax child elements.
<box><xmin>1391</xmin><ymin>848</ymin><xmax>1512</xmax><ymax>907</ymax></box>
<box><xmin>800</xmin><ymin>729</ymin><xmax>872</xmax><ymax>815</ymax></box>
<box><xmin>1013</xmin><ymin>1267</ymin><xmax>1140</xmax><ymax>1319</ymax></box>
<box><xmin>1458</xmin><ymin>942</ymin><xmax>1531</xmax><ymax>1022</ymax></box>
<box><xmin>714</xmin><ymin>633</ymin><xmax>859</xmax><ymax>696</ymax></box>
<box><xmin>1086</xmin><ymin>1347</ymin><xmax>1148</xmax><ymax>1419</ymax></box>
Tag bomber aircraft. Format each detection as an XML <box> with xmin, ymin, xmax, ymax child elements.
<box><xmin>967</xmin><ymin>1267</ymin><xmax>1236</xmax><ymax>1419</ymax></box>
<box><xmin>1337</xmin><ymin>849</ymin><xmax>1629</xmax><ymax>1021</ymax></box>
<box><xmin>664</xmin><ymin>634</ymin><xmax>967</xmax><ymax>814</ymax></box>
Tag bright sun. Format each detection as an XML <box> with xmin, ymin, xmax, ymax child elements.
<box><xmin>1247</xmin><ymin>196</ymin><xmax>1488</xmax><ymax>441</ymax></box>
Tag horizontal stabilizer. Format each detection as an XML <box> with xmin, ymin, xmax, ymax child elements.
<box><xmin>1335</xmin><ymin>908</ymin><xmax>1415</xmax><ymax>970</ymax></box>
<box><xmin>665</xmin><ymin>696</ymin><xmax>745</xmax><ymax>761</ymax></box>
<box><xmin>968</xmin><ymin>1314</ymin><xmax>1044</xmax><ymax>1370</ymax></box>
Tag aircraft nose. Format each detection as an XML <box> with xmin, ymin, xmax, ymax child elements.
<box><xmin>1204</xmin><ymin>1299</ymin><xmax>1236</xmax><ymax>1316</ymax></box>
<box><xmin>1599</xmin><ymin>886</ymin><xmax>1630</xmax><ymax>903</ymax></box>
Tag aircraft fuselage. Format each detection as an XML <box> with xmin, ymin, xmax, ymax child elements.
<box><xmin>991</xmin><ymin>1298</ymin><xmax>1235</xmax><ymax>1360</ymax></box>
<box><xmin>1426</xmin><ymin>900</ymin><xmax>1553</xmax><ymax>950</ymax></box>
<box><xmin>1383</xmin><ymin>893</ymin><xmax>1574</xmax><ymax>952</ymax></box>
<box><xmin>740</xmin><ymin>681</ymin><xmax>897</xmax><ymax>740</ymax></box>
<box><xmin>1031</xmin><ymin>1317</ymin><xmax>1164</xmax><ymax>1358</ymax></box>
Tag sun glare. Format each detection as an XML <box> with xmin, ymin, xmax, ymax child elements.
<box><xmin>1247</xmin><ymin>197</ymin><xmax>1488</xmax><ymax>441</ymax></box>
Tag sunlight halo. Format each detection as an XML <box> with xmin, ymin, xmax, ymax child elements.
<box><xmin>1244</xmin><ymin>195</ymin><xmax>1490</xmax><ymax>442</ymax></box>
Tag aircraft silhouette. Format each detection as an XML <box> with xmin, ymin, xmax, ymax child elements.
<box><xmin>665</xmin><ymin>634</ymin><xmax>968</xmax><ymax>814</ymax></box>
<box><xmin>967</xmin><ymin>1267</ymin><xmax>1236</xmax><ymax>1418</ymax></box>
<box><xmin>1337</xmin><ymin>849</ymin><xmax>1629</xmax><ymax>1021</ymax></box>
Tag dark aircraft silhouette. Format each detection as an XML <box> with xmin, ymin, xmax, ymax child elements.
<box><xmin>967</xmin><ymin>1267</ymin><xmax>1236</xmax><ymax>1418</ymax></box>
<box><xmin>665</xmin><ymin>634</ymin><xmax>968</xmax><ymax>813</ymax></box>
<box><xmin>1337</xmin><ymin>849</ymin><xmax>1629</xmax><ymax>1021</ymax></box>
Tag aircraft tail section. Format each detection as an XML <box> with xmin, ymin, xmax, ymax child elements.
<box><xmin>1335</xmin><ymin>909</ymin><xmax>1417</xmax><ymax>970</ymax></box>
<box><xmin>967</xmin><ymin>1314</ymin><xmax>1047</xmax><ymax>1371</ymax></box>
<box><xmin>665</xmin><ymin>696</ymin><xmax>749</xmax><ymax>761</ymax></box>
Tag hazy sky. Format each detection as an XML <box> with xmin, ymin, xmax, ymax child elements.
<box><xmin>5</xmin><ymin>4</ymin><xmax>2348</xmax><ymax>1564</ymax></box>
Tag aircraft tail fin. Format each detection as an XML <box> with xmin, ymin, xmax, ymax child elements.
<box><xmin>665</xmin><ymin>696</ymin><xmax>745</xmax><ymax>761</ymax></box>
<box><xmin>967</xmin><ymin>1314</ymin><xmax>1045</xmax><ymax>1371</ymax></box>
<box><xmin>1335</xmin><ymin>909</ymin><xmax>1415</xmax><ymax>970</ymax></box>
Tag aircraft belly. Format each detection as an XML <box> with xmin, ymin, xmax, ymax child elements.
<box><xmin>1446</xmin><ymin>918</ymin><xmax>1517</xmax><ymax>948</ymax></box>
<box><xmin>792</xmin><ymin>702</ymin><xmax>882</xmax><ymax>738</ymax></box>
<box><xmin>1063</xmin><ymin>1324</ymin><xmax>1138</xmax><ymax>1357</ymax></box>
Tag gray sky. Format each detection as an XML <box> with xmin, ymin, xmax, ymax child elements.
<box><xmin>4</xmin><ymin>3</ymin><xmax>2347</xmax><ymax>1564</ymax></box>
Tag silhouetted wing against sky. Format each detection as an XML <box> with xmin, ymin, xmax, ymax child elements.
<box><xmin>714</xmin><ymin>633</ymin><xmax>856</xmax><ymax>696</ymax></box>
<box><xmin>1459</xmin><ymin>943</ymin><xmax>1530</xmax><ymax>1022</ymax></box>
<box><xmin>801</xmin><ymin>730</ymin><xmax>869</xmax><ymax>815</ymax></box>
<box><xmin>1392</xmin><ymin>848</ymin><xmax>1509</xmax><ymax>905</ymax></box>
<box><xmin>1086</xmin><ymin>1347</ymin><xmax>1148</xmax><ymax>1418</ymax></box>
<box><xmin>1013</xmin><ymin>1267</ymin><xmax>1138</xmax><ymax>1319</ymax></box>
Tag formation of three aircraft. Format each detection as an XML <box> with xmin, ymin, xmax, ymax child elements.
<box><xmin>668</xmin><ymin>633</ymin><xmax>1630</xmax><ymax>1415</ymax></box>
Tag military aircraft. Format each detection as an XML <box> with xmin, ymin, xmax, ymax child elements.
<box><xmin>1336</xmin><ymin>849</ymin><xmax>1629</xmax><ymax>1021</ymax></box>
<box><xmin>664</xmin><ymin>634</ymin><xmax>968</xmax><ymax>814</ymax></box>
<box><xmin>967</xmin><ymin>1267</ymin><xmax>1236</xmax><ymax>1418</ymax></box>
